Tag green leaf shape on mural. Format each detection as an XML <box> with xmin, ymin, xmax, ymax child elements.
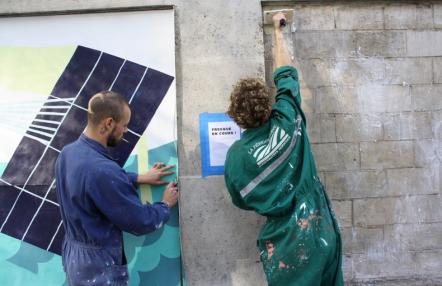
<box><xmin>0</xmin><ymin>234</ymin><xmax>65</xmax><ymax>286</ymax></box>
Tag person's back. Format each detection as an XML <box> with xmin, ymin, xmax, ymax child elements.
<box><xmin>224</xmin><ymin>13</ymin><xmax>344</xmax><ymax>286</ymax></box>
<box><xmin>56</xmin><ymin>134</ymin><xmax>146</xmax><ymax>247</ymax></box>
<box><xmin>56</xmin><ymin>135</ymin><xmax>132</xmax><ymax>285</ymax></box>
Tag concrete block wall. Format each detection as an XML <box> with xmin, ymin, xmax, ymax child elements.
<box><xmin>1</xmin><ymin>0</ymin><xmax>441</xmax><ymax>285</ymax></box>
<box><xmin>264</xmin><ymin>2</ymin><xmax>442</xmax><ymax>284</ymax></box>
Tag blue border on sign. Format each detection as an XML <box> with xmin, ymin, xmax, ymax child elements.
<box><xmin>199</xmin><ymin>112</ymin><xmax>237</xmax><ymax>177</ymax></box>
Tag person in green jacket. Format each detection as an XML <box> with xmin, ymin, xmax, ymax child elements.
<box><xmin>224</xmin><ymin>12</ymin><xmax>344</xmax><ymax>286</ymax></box>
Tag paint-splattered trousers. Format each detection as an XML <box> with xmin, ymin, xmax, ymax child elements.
<box><xmin>257</xmin><ymin>182</ymin><xmax>344</xmax><ymax>286</ymax></box>
<box><xmin>62</xmin><ymin>237</ymin><xmax>129</xmax><ymax>286</ymax></box>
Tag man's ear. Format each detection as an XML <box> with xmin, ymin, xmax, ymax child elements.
<box><xmin>103</xmin><ymin>117</ymin><xmax>115</xmax><ymax>130</ymax></box>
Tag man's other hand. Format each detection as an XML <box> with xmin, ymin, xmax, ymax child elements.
<box><xmin>137</xmin><ymin>162</ymin><xmax>175</xmax><ymax>185</ymax></box>
<box><xmin>162</xmin><ymin>181</ymin><xmax>179</xmax><ymax>208</ymax></box>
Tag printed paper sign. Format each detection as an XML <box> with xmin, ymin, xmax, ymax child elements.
<box><xmin>200</xmin><ymin>113</ymin><xmax>242</xmax><ymax>177</ymax></box>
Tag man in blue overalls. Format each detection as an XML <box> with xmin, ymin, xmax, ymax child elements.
<box><xmin>55</xmin><ymin>91</ymin><xmax>179</xmax><ymax>285</ymax></box>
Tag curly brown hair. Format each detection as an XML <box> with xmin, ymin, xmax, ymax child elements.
<box><xmin>226</xmin><ymin>78</ymin><xmax>271</xmax><ymax>129</ymax></box>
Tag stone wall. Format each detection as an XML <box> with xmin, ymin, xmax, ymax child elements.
<box><xmin>264</xmin><ymin>2</ymin><xmax>442</xmax><ymax>284</ymax></box>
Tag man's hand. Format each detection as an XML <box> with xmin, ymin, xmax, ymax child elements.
<box><xmin>162</xmin><ymin>181</ymin><xmax>179</xmax><ymax>208</ymax></box>
<box><xmin>137</xmin><ymin>162</ymin><xmax>175</xmax><ymax>185</ymax></box>
<box><xmin>272</xmin><ymin>11</ymin><xmax>287</xmax><ymax>30</ymax></box>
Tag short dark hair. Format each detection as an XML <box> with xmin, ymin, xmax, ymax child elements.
<box><xmin>87</xmin><ymin>91</ymin><xmax>129</xmax><ymax>126</ymax></box>
<box><xmin>226</xmin><ymin>78</ymin><xmax>271</xmax><ymax>129</ymax></box>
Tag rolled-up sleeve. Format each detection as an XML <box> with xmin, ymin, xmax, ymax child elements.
<box><xmin>87</xmin><ymin>166</ymin><xmax>170</xmax><ymax>236</ymax></box>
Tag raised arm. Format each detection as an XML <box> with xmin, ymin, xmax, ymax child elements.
<box><xmin>273</xmin><ymin>12</ymin><xmax>292</xmax><ymax>69</ymax></box>
<box><xmin>270</xmin><ymin>11</ymin><xmax>305</xmax><ymax>124</ymax></box>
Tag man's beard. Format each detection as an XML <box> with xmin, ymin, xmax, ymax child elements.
<box><xmin>107</xmin><ymin>127</ymin><xmax>120</xmax><ymax>147</ymax></box>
